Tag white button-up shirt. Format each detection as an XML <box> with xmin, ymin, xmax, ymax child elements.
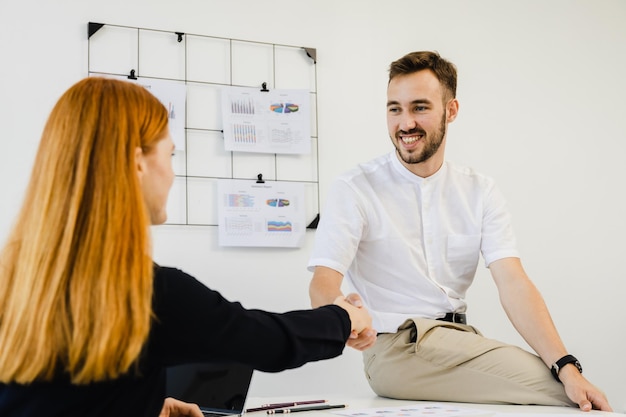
<box><xmin>308</xmin><ymin>152</ymin><xmax>519</xmax><ymax>333</ymax></box>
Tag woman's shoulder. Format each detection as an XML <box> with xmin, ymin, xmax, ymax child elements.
<box><xmin>153</xmin><ymin>264</ymin><xmax>186</xmax><ymax>278</ymax></box>
<box><xmin>152</xmin><ymin>264</ymin><xmax>217</xmax><ymax>303</ymax></box>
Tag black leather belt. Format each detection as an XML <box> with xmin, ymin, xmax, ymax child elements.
<box><xmin>437</xmin><ymin>312</ymin><xmax>467</xmax><ymax>324</ymax></box>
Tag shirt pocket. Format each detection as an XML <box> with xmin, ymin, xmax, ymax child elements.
<box><xmin>446</xmin><ymin>234</ymin><xmax>481</xmax><ymax>279</ymax></box>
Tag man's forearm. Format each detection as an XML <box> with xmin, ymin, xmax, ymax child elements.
<box><xmin>309</xmin><ymin>279</ymin><xmax>344</xmax><ymax>307</ymax></box>
<box><xmin>498</xmin><ymin>272</ymin><xmax>567</xmax><ymax>366</ymax></box>
<box><xmin>309</xmin><ymin>266</ymin><xmax>345</xmax><ymax>308</ymax></box>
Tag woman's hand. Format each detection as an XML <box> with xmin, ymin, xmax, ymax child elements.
<box><xmin>159</xmin><ymin>397</ymin><xmax>204</xmax><ymax>417</ymax></box>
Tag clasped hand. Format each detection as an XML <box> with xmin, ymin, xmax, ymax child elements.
<box><xmin>333</xmin><ymin>293</ymin><xmax>377</xmax><ymax>351</ymax></box>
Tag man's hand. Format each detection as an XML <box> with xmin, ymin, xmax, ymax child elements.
<box><xmin>347</xmin><ymin>327</ymin><xmax>377</xmax><ymax>351</ymax></box>
<box><xmin>159</xmin><ymin>397</ymin><xmax>204</xmax><ymax>417</ymax></box>
<box><xmin>344</xmin><ymin>293</ymin><xmax>377</xmax><ymax>351</ymax></box>
<box><xmin>560</xmin><ymin>367</ymin><xmax>613</xmax><ymax>412</ymax></box>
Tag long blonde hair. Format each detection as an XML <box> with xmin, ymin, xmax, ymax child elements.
<box><xmin>0</xmin><ymin>77</ymin><xmax>169</xmax><ymax>384</ymax></box>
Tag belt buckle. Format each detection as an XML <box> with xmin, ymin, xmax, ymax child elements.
<box><xmin>451</xmin><ymin>313</ymin><xmax>466</xmax><ymax>324</ymax></box>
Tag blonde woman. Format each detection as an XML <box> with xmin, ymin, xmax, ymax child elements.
<box><xmin>0</xmin><ymin>77</ymin><xmax>372</xmax><ymax>417</ymax></box>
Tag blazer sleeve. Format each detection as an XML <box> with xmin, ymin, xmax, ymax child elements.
<box><xmin>147</xmin><ymin>266</ymin><xmax>351</xmax><ymax>372</ymax></box>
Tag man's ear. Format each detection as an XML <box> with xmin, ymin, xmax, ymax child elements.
<box><xmin>446</xmin><ymin>98</ymin><xmax>459</xmax><ymax>123</ymax></box>
<box><xmin>135</xmin><ymin>146</ymin><xmax>145</xmax><ymax>182</ymax></box>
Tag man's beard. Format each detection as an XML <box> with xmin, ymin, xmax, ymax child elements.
<box><xmin>394</xmin><ymin>110</ymin><xmax>447</xmax><ymax>165</ymax></box>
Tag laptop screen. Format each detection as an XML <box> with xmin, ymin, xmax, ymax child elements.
<box><xmin>166</xmin><ymin>362</ymin><xmax>254</xmax><ymax>415</ymax></box>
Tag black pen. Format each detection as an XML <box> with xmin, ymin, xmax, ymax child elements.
<box><xmin>247</xmin><ymin>401</ymin><xmax>327</xmax><ymax>412</ymax></box>
<box><xmin>267</xmin><ymin>405</ymin><xmax>347</xmax><ymax>414</ymax></box>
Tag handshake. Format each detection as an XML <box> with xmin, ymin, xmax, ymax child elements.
<box><xmin>332</xmin><ymin>293</ymin><xmax>377</xmax><ymax>351</ymax></box>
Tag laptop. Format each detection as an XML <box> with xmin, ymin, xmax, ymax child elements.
<box><xmin>166</xmin><ymin>362</ymin><xmax>254</xmax><ymax>417</ymax></box>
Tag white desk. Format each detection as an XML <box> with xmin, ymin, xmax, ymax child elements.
<box><xmin>246</xmin><ymin>396</ymin><xmax>624</xmax><ymax>417</ymax></box>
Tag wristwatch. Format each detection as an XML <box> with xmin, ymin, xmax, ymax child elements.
<box><xmin>550</xmin><ymin>354</ymin><xmax>582</xmax><ymax>382</ymax></box>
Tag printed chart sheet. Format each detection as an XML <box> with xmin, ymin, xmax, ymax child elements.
<box><xmin>221</xmin><ymin>86</ymin><xmax>311</xmax><ymax>154</ymax></box>
<box><xmin>217</xmin><ymin>179</ymin><xmax>306</xmax><ymax>247</ymax></box>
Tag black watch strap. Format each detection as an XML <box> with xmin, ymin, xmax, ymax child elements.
<box><xmin>550</xmin><ymin>354</ymin><xmax>582</xmax><ymax>382</ymax></box>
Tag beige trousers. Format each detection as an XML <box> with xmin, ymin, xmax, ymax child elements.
<box><xmin>363</xmin><ymin>318</ymin><xmax>574</xmax><ymax>406</ymax></box>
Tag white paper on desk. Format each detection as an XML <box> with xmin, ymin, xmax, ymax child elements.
<box><xmin>493</xmin><ymin>414</ymin><xmax>584</xmax><ymax>417</ymax></box>
<box><xmin>217</xmin><ymin>179</ymin><xmax>306</xmax><ymax>248</ymax></box>
<box><xmin>221</xmin><ymin>86</ymin><xmax>311</xmax><ymax>155</ymax></box>
<box><xmin>331</xmin><ymin>404</ymin><xmax>488</xmax><ymax>417</ymax></box>
<box><xmin>100</xmin><ymin>74</ymin><xmax>187</xmax><ymax>151</ymax></box>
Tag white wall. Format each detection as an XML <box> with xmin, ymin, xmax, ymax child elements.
<box><xmin>1</xmin><ymin>0</ymin><xmax>625</xmax><ymax>410</ymax></box>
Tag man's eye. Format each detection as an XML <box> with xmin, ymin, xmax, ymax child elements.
<box><xmin>414</xmin><ymin>106</ymin><xmax>426</xmax><ymax>112</ymax></box>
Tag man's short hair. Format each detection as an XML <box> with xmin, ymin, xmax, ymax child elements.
<box><xmin>388</xmin><ymin>51</ymin><xmax>457</xmax><ymax>100</ymax></box>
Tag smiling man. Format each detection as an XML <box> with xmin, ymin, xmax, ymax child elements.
<box><xmin>307</xmin><ymin>51</ymin><xmax>611</xmax><ymax>411</ymax></box>
<box><xmin>386</xmin><ymin>67</ymin><xmax>457</xmax><ymax>176</ymax></box>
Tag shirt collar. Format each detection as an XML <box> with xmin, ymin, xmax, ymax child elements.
<box><xmin>389</xmin><ymin>151</ymin><xmax>446</xmax><ymax>184</ymax></box>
